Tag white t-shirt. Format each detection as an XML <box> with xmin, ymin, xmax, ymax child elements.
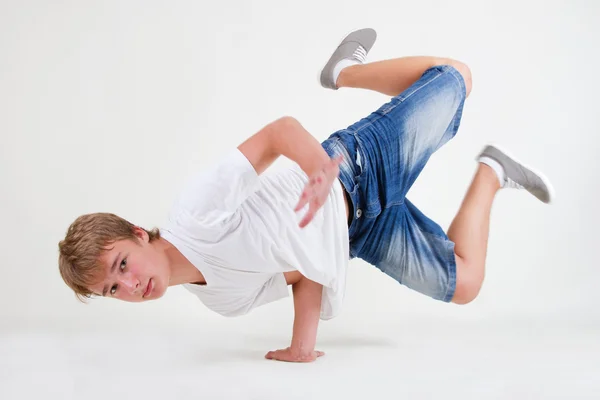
<box><xmin>159</xmin><ymin>148</ymin><xmax>350</xmax><ymax>320</ymax></box>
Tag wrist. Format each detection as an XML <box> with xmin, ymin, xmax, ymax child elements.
<box><xmin>288</xmin><ymin>341</ymin><xmax>315</xmax><ymax>357</ymax></box>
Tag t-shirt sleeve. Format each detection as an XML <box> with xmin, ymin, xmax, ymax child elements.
<box><xmin>175</xmin><ymin>148</ymin><xmax>260</xmax><ymax>226</ymax></box>
<box><xmin>251</xmin><ymin>272</ymin><xmax>290</xmax><ymax>309</ymax></box>
<box><xmin>230</xmin><ymin>273</ymin><xmax>290</xmax><ymax>317</ymax></box>
<box><xmin>199</xmin><ymin>273</ymin><xmax>290</xmax><ymax>318</ymax></box>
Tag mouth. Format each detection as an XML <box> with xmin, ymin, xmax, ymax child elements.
<box><xmin>143</xmin><ymin>278</ymin><xmax>153</xmax><ymax>298</ymax></box>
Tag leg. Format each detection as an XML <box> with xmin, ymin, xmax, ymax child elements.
<box><xmin>320</xmin><ymin>30</ymin><xmax>552</xmax><ymax>305</ymax></box>
<box><xmin>320</xmin><ymin>65</ymin><xmax>470</xmax><ymax>303</ymax></box>
<box><xmin>449</xmin><ymin>145</ymin><xmax>555</xmax><ymax>304</ymax></box>
<box><xmin>447</xmin><ymin>164</ymin><xmax>500</xmax><ymax>304</ymax></box>
<box><xmin>320</xmin><ymin>28</ymin><xmax>472</xmax><ymax>98</ymax></box>
<box><xmin>360</xmin><ymin>151</ymin><xmax>550</xmax><ymax>306</ymax></box>
<box><xmin>320</xmin><ymin>30</ymin><xmax>473</xmax><ymax>302</ymax></box>
<box><xmin>337</xmin><ymin>56</ymin><xmax>472</xmax><ymax>98</ymax></box>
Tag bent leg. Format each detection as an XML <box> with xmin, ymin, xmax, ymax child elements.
<box><xmin>337</xmin><ymin>56</ymin><xmax>472</xmax><ymax>98</ymax></box>
<box><xmin>448</xmin><ymin>164</ymin><xmax>500</xmax><ymax>304</ymax></box>
<box><xmin>358</xmin><ymin>199</ymin><xmax>459</xmax><ymax>303</ymax></box>
<box><xmin>355</xmin><ymin>165</ymin><xmax>500</xmax><ymax>304</ymax></box>
<box><xmin>349</xmin><ymin>64</ymin><xmax>468</xmax><ymax>207</ymax></box>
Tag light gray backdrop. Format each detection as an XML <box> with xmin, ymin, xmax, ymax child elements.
<box><xmin>1</xmin><ymin>0</ymin><xmax>598</xmax><ymax>399</ymax></box>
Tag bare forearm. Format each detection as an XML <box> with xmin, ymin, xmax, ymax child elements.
<box><xmin>269</xmin><ymin>117</ymin><xmax>332</xmax><ymax>177</ymax></box>
<box><xmin>238</xmin><ymin>115</ymin><xmax>335</xmax><ymax>183</ymax></box>
<box><xmin>290</xmin><ymin>276</ymin><xmax>322</xmax><ymax>353</ymax></box>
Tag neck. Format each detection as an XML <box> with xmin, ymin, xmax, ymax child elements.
<box><xmin>157</xmin><ymin>238</ymin><xmax>206</xmax><ymax>286</ymax></box>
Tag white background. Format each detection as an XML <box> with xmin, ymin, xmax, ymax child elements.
<box><xmin>1</xmin><ymin>0</ymin><xmax>598</xmax><ymax>399</ymax></box>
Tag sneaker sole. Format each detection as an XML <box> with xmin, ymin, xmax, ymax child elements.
<box><xmin>486</xmin><ymin>142</ymin><xmax>556</xmax><ymax>204</ymax></box>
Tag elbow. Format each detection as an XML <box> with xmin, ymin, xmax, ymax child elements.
<box><xmin>268</xmin><ymin>116</ymin><xmax>302</xmax><ymax>148</ymax></box>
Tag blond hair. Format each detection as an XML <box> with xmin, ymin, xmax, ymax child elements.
<box><xmin>58</xmin><ymin>213</ymin><xmax>160</xmax><ymax>301</ymax></box>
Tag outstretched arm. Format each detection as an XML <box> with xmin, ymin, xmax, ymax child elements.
<box><xmin>238</xmin><ymin>116</ymin><xmax>342</xmax><ymax>227</ymax></box>
<box><xmin>265</xmin><ymin>275</ymin><xmax>325</xmax><ymax>362</ymax></box>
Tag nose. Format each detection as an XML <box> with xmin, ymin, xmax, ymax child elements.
<box><xmin>120</xmin><ymin>273</ymin><xmax>140</xmax><ymax>295</ymax></box>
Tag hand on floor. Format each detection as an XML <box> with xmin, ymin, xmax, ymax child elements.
<box><xmin>265</xmin><ymin>346</ymin><xmax>325</xmax><ymax>362</ymax></box>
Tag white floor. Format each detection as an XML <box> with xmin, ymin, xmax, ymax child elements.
<box><xmin>2</xmin><ymin>316</ymin><xmax>598</xmax><ymax>400</ymax></box>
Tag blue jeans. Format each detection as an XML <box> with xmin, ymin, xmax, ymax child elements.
<box><xmin>322</xmin><ymin>65</ymin><xmax>467</xmax><ymax>302</ymax></box>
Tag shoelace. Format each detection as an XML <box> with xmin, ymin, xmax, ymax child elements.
<box><xmin>504</xmin><ymin>177</ymin><xmax>524</xmax><ymax>189</ymax></box>
<box><xmin>352</xmin><ymin>46</ymin><xmax>367</xmax><ymax>63</ymax></box>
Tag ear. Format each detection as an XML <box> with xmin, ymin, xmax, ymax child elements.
<box><xmin>133</xmin><ymin>226</ymin><xmax>150</xmax><ymax>243</ymax></box>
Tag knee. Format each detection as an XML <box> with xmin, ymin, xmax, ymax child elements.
<box><xmin>452</xmin><ymin>61</ymin><xmax>472</xmax><ymax>98</ymax></box>
<box><xmin>451</xmin><ymin>267</ymin><xmax>484</xmax><ymax>305</ymax></box>
<box><xmin>436</xmin><ymin>58</ymin><xmax>472</xmax><ymax>98</ymax></box>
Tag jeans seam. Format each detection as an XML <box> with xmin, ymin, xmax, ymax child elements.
<box><xmin>446</xmin><ymin>66</ymin><xmax>467</xmax><ymax>100</ymax></box>
<box><xmin>351</xmin><ymin>132</ymin><xmax>381</xmax><ymax>210</ymax></box>
<box><xmin>443</xmin><ymin>240</ymin><xmax>457</xmax><ymax>302</ymax></box>
<box><xmin>349</xmin><ymin>69</ymin><xmax>446</xmax><ymax>137</ymax></box>
<box><xmin>390</xmin><ymin>69</ymin><xmax>446</xmax><ymax>107</ymax></box>
<box><xmin>377</xmin><ymin>70</ymin><xmax>463</xmax><ymax>145</ymax></box>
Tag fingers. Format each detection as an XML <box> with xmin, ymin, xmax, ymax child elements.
<box><xmin>265</xmin><ymin>350</ymin><xmax>293</xmax><ymax>362</ymax></box>
<box><xmin>294</xmin><ymin>189</ymin><xmax>310</xmax><ymax>212</ymax></box>
<box><xmin>265</xmin><ymin>349</ymin><xmax>286</xmax><ymax>360</ymax></box>
<box><xmin>298</xmin><ymin>210</ymin><xmax>315</xmax><ymax>228</ymax></box>
<box><xmin>330</xmin><ymin>155</ymin><xmax>343</xmax><ymax>173</ymax></box>
<box><xmin>265</xmin><ymin>349</ymin><xmax>325</xmax><ymax>362</ymax></box>
<box><xmin>333</xmin><ymin>155</ymin><xmax>343</xmax><ymax>166</ymax></box>
<box><xmin>294</xmin><ymin>173</ymin><xmax>321</xmax><ymax>212</ymax></box>
<box><xmin>295</xmin><ymin>182</ymin><xmax>323</xmax><ymax>227</ymax></box>
<box><xmin>294</xmin><ymin>155</ymin><xmax>344</xmax><ymax>227</ymax></box>
<box><xmin>298</xmin><ymin>195</ymin><xmax>325</xmax><ymax>228</ymax></box>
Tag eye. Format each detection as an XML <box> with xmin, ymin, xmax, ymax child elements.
<box><xmin>110</xmin><ymin>258</ymin><xmax>127</xmax><ymax>296</ymax></box>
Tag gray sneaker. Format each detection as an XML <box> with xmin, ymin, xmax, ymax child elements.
<box><xmin>478</xmin><ymin>144</ymin><xmax>555</xmax><ymax>204</ymax></box>
<box><xmin>319</xmin><ymin>28</ymin><xmax>377</xmax><ymax>90</ymax></box>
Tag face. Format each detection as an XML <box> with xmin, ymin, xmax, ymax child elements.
<box><xmin>89</xmin><ymin>228</ymin><xmax>171</xmax><ymax>302</ymax></box>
